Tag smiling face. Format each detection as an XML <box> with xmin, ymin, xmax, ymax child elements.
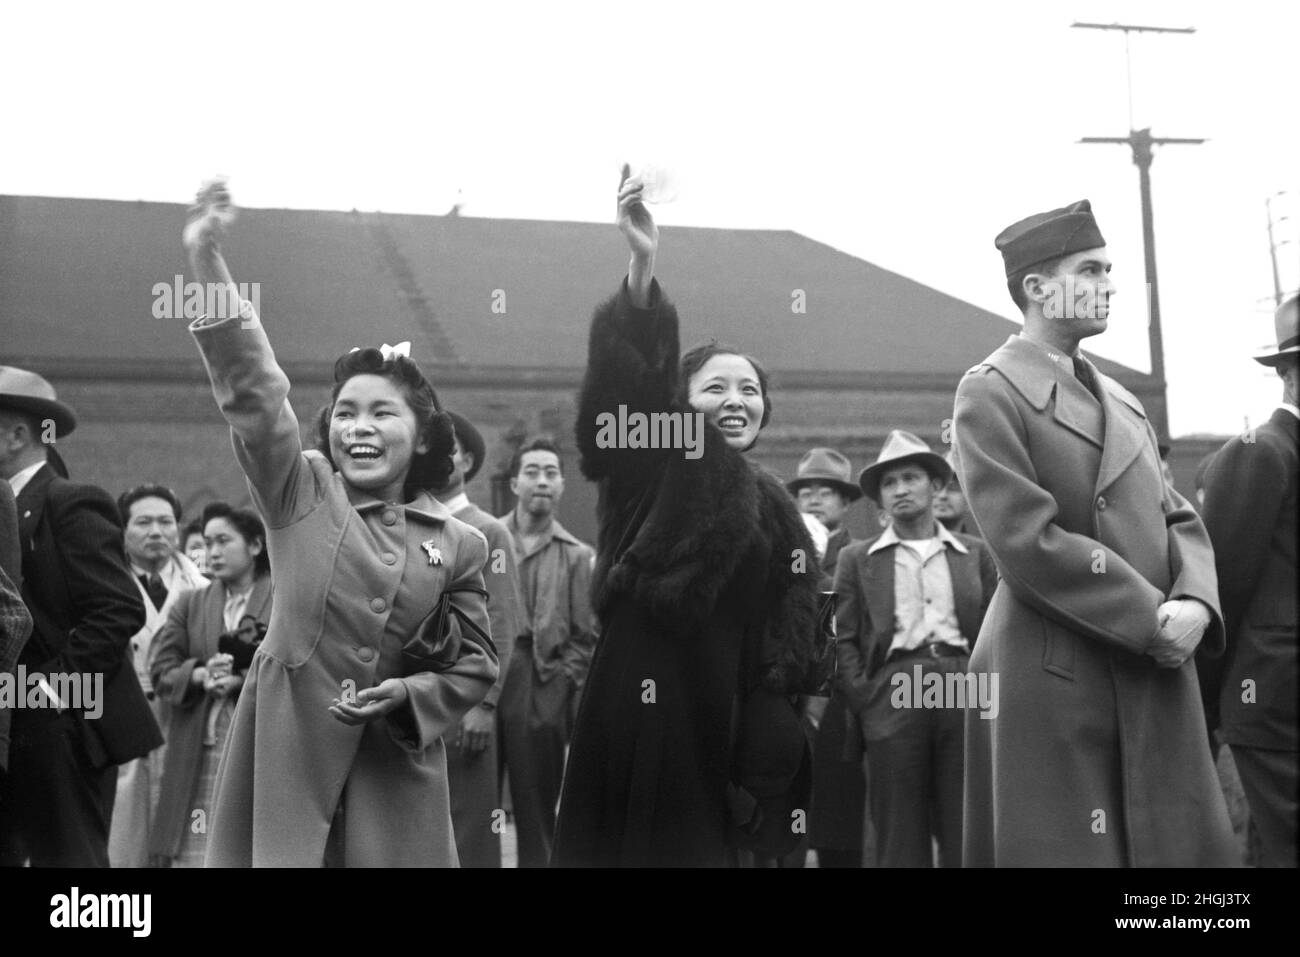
<box><xmin>328</xmin><ymin>373</ymin><xmax>429</xmax><ymax>502</ymax></box>
<box><xmin>124</xmin><ymin>496</ymin><xmax>179</xmax><ymax>569</ymax></box>
<box><xmin>687</xmin><ymin>353</ymin><xmax>765</xmax><ymax>451</ymax></box>
<box><xmin>796</xmin><ymin>482</ymin><xmax>850</xmax><ymax>531</ymax></box>
<box><xmin>879</xmin><ymin>462</ymin><xmax>942</xmax><ymax>524</ymax></box>
<box><xmin>510</xmin><ymin>449</ymin><xmax>564</xmax><ymax>518</ymax></box>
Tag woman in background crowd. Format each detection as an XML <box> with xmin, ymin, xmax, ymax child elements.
<box><xmin>181</xmin><ymin>517</ymin><xmax>208</xmax><ymax>572</ymax></box>
<box><xmin>149</xmin><ymin>502</ymin><xmax>271</xmax><ymax>867</ymax></box>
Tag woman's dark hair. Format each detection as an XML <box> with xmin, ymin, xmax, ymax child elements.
<box><xmin>676</xmin><ymin>341</ymin><xmax>773</xmax><ymax>431</ymax></box>
<box><xmin>181</xmin><ymin>517</ymin><xmax>204</xmax><ymax>542</ymax></box>
<box><xmin>201</xmin><ymin>501</ymin><xmax>270</xmax><ymax>578</ymax></box>
<box><xmin>314</xmin><ymin>348</ymin><xmax>455</xmax><ymax>496</ymax></box>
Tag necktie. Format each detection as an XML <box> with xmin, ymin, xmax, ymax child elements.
<box><xmin>140</xmin><ymin>573</ymin><xmax>168</xmax><ymax>611</ymax></box>
<box><xmin>1073</xmin><ymin>355</ymin><xmax>1101</xmax><ymax>403</ymax></box>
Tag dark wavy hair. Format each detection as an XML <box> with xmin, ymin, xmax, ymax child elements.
<box><xmin>314</xmin><ymin>348</ymin><xmax>455</xmax><ymax>497</ymax></box>
<box><xmin>201</xmin><ymin>501</ymin><xmax>270</xmax><ymax>578</ymax></box>
<box><xmin>117</xmin><ymin>483</ymin><xmax>183</xmax><ymax>525</ymax></box>
<box><xmin>508</xmin><ymin>435</ymin><xmax>565</xmax><ymax>478</ymax></box>
<box><xmin>676</xmin><ymin>341</ymin><xmax>773</xmax><ymax>435</ymax></box>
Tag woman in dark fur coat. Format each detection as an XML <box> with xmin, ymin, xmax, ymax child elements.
<box><xmin>552</xmin><ymin>170</ymin><xmax>824</xmax><ymax>867</ymax></box>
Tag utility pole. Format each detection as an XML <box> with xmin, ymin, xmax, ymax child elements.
<box><xmin>1265</xmin><ymin>191</ymin><xmax>1296</xmax><ymax>308</ymax></box>
<box><xmin>1072</xmin><ymin>21</ymin><xmax>1202</xmax><ymax>445</ymax></box>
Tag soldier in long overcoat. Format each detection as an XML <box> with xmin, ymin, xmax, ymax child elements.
<box><xmin>953</xmin><ymin>200</ymin><xmax>1235</xmax><ymax>867</ymax></box>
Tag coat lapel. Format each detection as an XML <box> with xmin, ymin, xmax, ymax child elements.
<box><xmin>202</xmin><ymin>582</ymin><xmax>227</xmax><ymax>658</ymax></box>
<box><xmin>246</xmin><ymin>575</ymin><xmax>273</xmax><ymax>623</ymax></box>
<box><xmin>945</xmin><ymin>547</ymin><xmax>979</xmax><ymax>641</ymax></box>
<box><xmin>1052</xmin><ymin>368</ymin><xmax>1105</xmax><ymax>449</ymax></box>
<box><xmin>15</xmin><ymin>464</ymin><xmax>54</xmax><ymax>550</ymax></box>
<box><xmin>1093</xmin><ymin>366</ymin><xmax>1150</xmax><ymax>494</ymax></box>
<box><xmin>863</xmin><ymin>547</ymin><xmax>896</xmax><ymax>674</ymax></box>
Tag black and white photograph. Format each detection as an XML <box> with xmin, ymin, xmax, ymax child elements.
<box><xmin>0</xmin><ymin>0</ymin><xmax>1294</xmax><ymax>933</ymax></box>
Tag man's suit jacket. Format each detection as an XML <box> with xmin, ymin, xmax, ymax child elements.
<box><xmin>0</xmin><ymin>481</ymin><xmax>32</xmax><ymax>772</ymax></box>
<box><xmin>1201</xmin><ymin>408</ymin><xmax>1299</xmax><ymax>751</ymax></box>
<box><xmin>819</xmin><ymin>526</ymin><xmax>851</xmax><ymax>587</ymax></box>
<box><xmin>14</xmin><ymin>463</ymin><xmax>161</xmax><ymax>768</ymax></box>
<box><xmin>832</xmin><ymin>528</ymin><xmax>996</xmax><ymax>747</ymax></box>
<box><xmin>952</xmin><ymin>333</ymin><xmax>1233</xmax><ymax>867</ymax></box>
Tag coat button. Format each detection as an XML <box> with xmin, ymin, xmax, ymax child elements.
<box><xmin>381</xmin><ymin>552</ymin><xmax>397</xmax><ymax>565</ymax></box>
<box><xmin>357</xmin><ymin>646</ymin><xmax>375</xmax><ymax>663</ymax></box>
<box><xmin>370</xmin><ymin>597</ymin><xmax>387</xmax><ymax>613</ymax></box>
<box><xmin>1096</xmin><ymin>496</ymin><xmax>1107</xmax><ymax>511</ymax></box>
<box><xmin>381</xmin><ymin>510</ymin><xmax>398</xmax><ymax>526</ymax></box>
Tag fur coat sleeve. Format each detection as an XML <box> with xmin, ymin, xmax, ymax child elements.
<box><xmin>576</xmin><ymin>277</ymin><xmax>822</xmax><ymax>695</ymax></box>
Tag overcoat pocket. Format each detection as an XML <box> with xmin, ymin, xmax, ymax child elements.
<box><xmin>1041</xmin><ymin>618</ymin><xmax>1077</xmax><ymax>680</ymax></box>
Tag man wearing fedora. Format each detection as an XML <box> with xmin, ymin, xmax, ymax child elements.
<box><xmin>832</xmin><ymin>431</ymin><xmax>996</xmax><ymax>867</ymax></box>
<box><xmin>933</xmin><ymin>450</ymin><xmax>977</xmax><ymax>538</ymax></box>
<box><xmin>788</xmin><ymin>448</ymin><xmax>860</xmax><ymax>582</ymax></box>
<box><xmin>432</xmin><ymin>411</ymin><xmax>523</xmax><ymax>867</ymax></box>
<box><xmin>788</xmin><ymin>447</ymin><xmax>868</xmax><ymax>867</ymax></box>
<box><xmin>1200</xmin><ymin>293</ymin><xmax>1299</xmax><ymax>867</ymax></box>
<box><xmin>952</xmin><ymin>200</ymin><xmax>1235</xmax><ymax>867</ymax></box>
<box><xmin>0</xmin><ymin>366</ymin><xmax>162</xmax><ymax>867</ymax></box>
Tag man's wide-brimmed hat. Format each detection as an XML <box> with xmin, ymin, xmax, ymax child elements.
<box><xmin>1254</xmin><ymin>294</ymin><xmax>1300</xmax><ymax>367</ymax></box>
<box><xmin>858</xmin><ymin>430</ymin><xmax>951</xmax><ymax>504</ymax></box>
<box><xmin>447</xmin><ymin>411</ymin><xmax>487</xmax><ymax>485</ymax></box>
<box><xmin>0</xmin><ymin>366</ymin><xmax>77</xmax><ymax>438</ymax></box>
<box><xmin>786</xmin><ymin>447</ymin><xmax>862</xmax><ymax>502</ymax></box>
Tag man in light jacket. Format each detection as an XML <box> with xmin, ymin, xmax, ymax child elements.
<box><xmin>499</xmin><ymin>437</ymin><xmax>595</xmax><ymax>867</ymax></box>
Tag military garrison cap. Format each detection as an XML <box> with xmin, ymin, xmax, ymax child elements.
<box><xmin>995</xmin><ymin>199</ymin><xmax>1106</xmax><ymax>277</ymax></box>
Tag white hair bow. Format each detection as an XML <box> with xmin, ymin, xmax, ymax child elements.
<box><xmin>350</xmin><ymin>341</ymin><xmax>412</xmax><ymax>360</ymax></box>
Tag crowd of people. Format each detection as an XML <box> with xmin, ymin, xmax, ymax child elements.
<box><xmin>0</xmin><ymin>176</ymin><xmax>1294</xmax><ymax>868</ymax></box>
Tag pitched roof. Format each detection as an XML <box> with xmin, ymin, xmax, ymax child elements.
<box><xmin>1</xmin><ymin>194</ymin><xmax>1146</xmax><ymax>381</ymax></box>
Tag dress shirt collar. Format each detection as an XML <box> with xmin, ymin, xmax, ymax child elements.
<box><xmin>868</xmin><ymin>520</ymin><xmax>969</xmax><ymax>556</ymax></box>
<box><xmin>7</xmin><ymin>460</ymin><xmax>46</xmax><ymax>497</ymax></box>
<box><xmin>131</xmin><ymin>557</ymin><xmax>178</xmax><ymax>591</ymax></box>
<box><xmin>504</xmin><ymin>510</ymin><xmax>581</xmax><ymax>556</ymax></box>
<box><xmin>1280</xmin><ymin>403</ymin><xmax>1299</xmax><ymax>421</ymax></box>
<box><xmin>439</xmin><ymin>491</ymin><xmax>471</xmax><ymax>514</ymax></box>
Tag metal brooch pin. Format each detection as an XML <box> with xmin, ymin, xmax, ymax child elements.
<box><xmin>421</xmin><ymin>540</ymin><xmax>443</xmax><ymax>566</ymax></box>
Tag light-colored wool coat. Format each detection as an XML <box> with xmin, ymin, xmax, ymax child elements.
<box><xmin>953</xmin><ymin>334</ymin><xmax>1236</xmax><ymax>868</ymax></box>
<box><xmin>148</xmin><ymin>574</ymin><xmax>273</xmax><ymax>860</ymax></box>
<box><xmin>190</xmin><ymin>311</ymin><xmax>497</xmax><ymax>868</ymax></box>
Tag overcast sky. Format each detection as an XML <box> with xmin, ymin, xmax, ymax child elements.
<box><xmin>4</xmin><ymin>0</ymin><xmax>1295</xmax><ymax>436</ymax></box>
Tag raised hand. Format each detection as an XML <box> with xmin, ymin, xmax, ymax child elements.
<box><xmin>617</xmin><ymin>164</ymin><xmax>658</xmax><ymax>308</ymax></box>
<box><xmin>182</xmin><ymin>177</ymin><xmax>236</xmax><ymax>258</ymax></box>
<box><xmin>617</xmin><ymin>164</ymin><xmax>659</xmax><ymax>261</ymax></box>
